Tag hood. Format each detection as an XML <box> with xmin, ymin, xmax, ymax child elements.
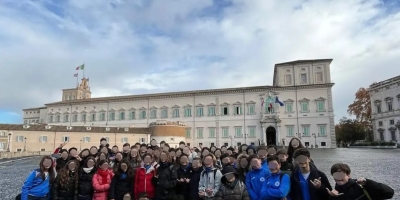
<box><xmin>246</xmin><ymin>145</ymin><xmax>256</xmax><ymax>154</ymax></box>
<box><xmin>221</xmin><ymin>165</ymin><xmax>239</xmax><ymax>184</ymax></box>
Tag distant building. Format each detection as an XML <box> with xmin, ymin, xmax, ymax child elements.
<box><xmin>21</xmin><ymin>59</ymin><xmax>337</xmax><ymax>148</ymax></box>
<box><xmin>369</xmin><ymin>75</ymin><xmax>400</xmax><ymax>143</ymax></box>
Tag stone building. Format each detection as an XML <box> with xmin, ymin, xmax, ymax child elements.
<box><xmin>0</xmin><ymin>121</ymin><xmax>185</xmax><ymax>152</ymax></box>
<box><xmin>22</xmin><ymin>59</ymin><xmax>337</xmax><ymax>148</ymax></box>
<box><xmin>369</xmin><ymin>75</ymin><xmax>400</xmax><ymax>143</ymax></box>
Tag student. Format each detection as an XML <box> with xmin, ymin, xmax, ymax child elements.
<box><xmin>78</xmin><ymin>157</ymin><xmax>96</xmax><ymax>200</ymax></box>
<box><xmin>266</xmin><ymin>145</ymin><xmax>278</xmax><ymax>158</ymax></box>
<box><xmin>121</xmin><ymin>143</ymin><xmax>131</xmax><ymax>158</ymax></box>
<box><xmin>154</xmin><ymin>151</ymin><xmax>178</xmax><ymax>200</ymax></box>
<box><xmin>198</xmin><ymin>154</ymin><xmax>223</xmax><ymax>200</ymax></box>
<box><xmin>52</xmin><ymin>160</ymin><xmax>79</xmax><ymax>200</ymax></box>
<box><xmin>245</xmin><ymin>154</ymin><xmax>271</xmax><ymax>200</ymax></box>
<box><xmin>56</xmin><ymin>149</ymin><xmax>69</xmax><ymax>172</ymax></box>
<box><xmin>256</xmin><ymin>145</ymin><xmax>269</xmax><ymax>169</ymax></box>
<box><xmin>176</xmin><ymin>154</ymin><xmax>192</xmax><ymax>200</ymax></box>
<box><xmin>276</xmin><ymin>149</ymin><xmax>294</xmax><ymax>177</ymax></box>
<box><xmin>287</xmin><ymin>138</ymin><xmax>304</xmax><ymax>164</ymax></box>
<box><xmin>215</xmin><ymin>165</ymin><xmax>250</xmax><ymax>200</ymax></box>
<box><xmin>236</xmin><ymin>154</ymin><xmax>249</xmax><ymax>182</ymax></box>
<box><xmin>327</xmin><ymin>163</ymin><xmax>394</xmax><ymax>200</ymax></box>
<box><xmin>245</xmin><ymin>145</ymin><xmax>256</xmax><ymax>156</ymax></box>
<box><xmin>109</xmin><ymin>159</ymin><xmax>134</xmax><ymax>200</ymax></box>
<box><xmin>189</xmin><ymin>157</ymin><xmax>204</xmax><ymax>200</ymax></box>
<box><xmin>220</xmin><ymin>153</ymin><xmax>231</xmax><ymax>168</ymax></box>
<box><xmin>260</xmin><ymin>155</ymin><xmax>290</xmax><ymax>200</ymax></box>
<box><xmin>289</xmin><ymin>148</ymin><xmax>332</xmax><ymax>200</ymax></box>
<box><xmin>92</xmin><ymin>160</ymin><xmax>114</xmax><ymax>200</ymax></box>
<box><xmin>134</xmin><ymin>153</ymin><xmax>156</xmax><ymax>200</ymax></box>
<box><xmin>21</xmin><ymin>156</ymin><xmax>56</xmax><ymax>200</ymax></box>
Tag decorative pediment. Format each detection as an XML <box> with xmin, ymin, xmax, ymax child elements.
<box><xmin>385</xmin><ymin>97</ymin><xmax>393</xmax><ymax>102</ymax></box>
<box><xmin>72</xmin><ymin>111</ymin><xmax>79</xmax><ymax>114</ymax></box>
<box><xmin>374</xmin><ymin>100</ymin><xmax>381</xmax><ymax>105</ymax></box>
<box><xmin>233</xmin><ymin>101</ymin><xmax>242</xmax><ymax>105</ymax></box>
<box><xmin>109</xmin><ymin>108</ymin><xmax>116</xmax><ymax>112</ymax></box>
<box><xmin>388</xmin><ymin>126</ymin><xmax>397</xmax><ymax>131</ymax></box>
<box><xmin>90</xmin><ymin>110</ymin><xmax>97</xmax><ymax>113</ymax></box>
<box><xmin>196</xmin><ymin>103</ymin><xmax>204</xmax><ymax>107</ymax></box>
<box><xmin>314</xmin><ymin>97</ymin><xmax>326</xmax><ymax>101</ymax></box>
<box><xmin>246</xmin><ymin>100</ymin><xmax>256</xmax><ymax>104</ymax></box>
<box><xmin>298</xmin><ymin>98</ymin><xmax>310</xmax><ymax>102</ymax></box>
<box><xmin>284</xmin><ymin>99</ymin><xmax>294</xmax><ymax>102</ymax></box>
<box><xmin>208</xmin><ymin>103</ymin><xmax>216</xmax><ymax>106</ymax></box>
<box><xmin>129</xmin><ymin>107</ymin><xmax>136</xmax><ymax>111</ymax></box>
<box><xmin>161</xmin><ymin>105</ymin><xmax>168</xmax><ymax>109</ymax></box>
<box><xmin>260</xmin><ymin>114</ymin><xmax>281</xmax><ymax>124</ymax></box>
<box><xmin>119</xmin><ymin>108</ymin><xmax>126</xmax><ymax>111</ymax></box>
<box><xmin>139</xmin><ymin>107</ymin><xmax>146</xmax><ymax>110</ymax></box>
<box><xmin>150</xmin><ymin>106</ymin><xmax>158</xmax><ymax>110</ymax></box>
<box><xmin>80</xmin><ymin>110</ymin><xmax>87</xmax><ymax>114</ymax></box>
<box><xmin>48</xmin><ymin>112</ymin><xmax>54</xmax><ymax>115</ymax></box>
<box><xmin>184</xmin><ymin>104</ymin><xmax>192</xmax><ymax>108</ymax></box>
<box><xmin>172</xmin><ymin>105</ymin><xmax>180</xmax><ymax>108</ymax></box>
<box><xmin>377</xmin><ymin>128</ymin><xmax>385</xmax><ymax>133</ymax></box>
<box><xmin>63</xmin><ymin>111</ymin><xmax>70</xmax><ymax>114</ymax></box>
<box><xmin>55</xmin><ymin>111</ymin><xmax>61</xmax><ymax>115</ymax></box>
<box><xmin>99</xmin><ymin>109</ymin><xmax>106</xmax><ymax>112</ymax></box>
<box><xmin>221</xmin><ymin>102</ymin><xmax>230</xmax><ymax>106</ymax></box>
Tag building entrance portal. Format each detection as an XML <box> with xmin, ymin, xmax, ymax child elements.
<box><xmin>266</xmin><ymin>126</ymin><xmax>277</xmax><ymax>146</ymax></box>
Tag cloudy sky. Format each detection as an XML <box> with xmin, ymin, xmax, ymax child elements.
<box><xmin>0</xmin><ymin>0</ymin><xmax>399</xmax><ymax>124</ymax></box>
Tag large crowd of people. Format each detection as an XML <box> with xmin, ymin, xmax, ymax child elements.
<box><xmin>18</xmin><ymin>137</ymin><xmax>395</xmax><ymax>200</ymax></box>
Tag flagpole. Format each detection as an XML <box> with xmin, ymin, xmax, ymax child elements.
<box><xmin>76</xmin><ymin>73</ymin><xmax>79</xmax><ymax>87</ymax></box>
<box><xmin>83</xmin><ymin>65</ymin><xmax>85</xmax><ymax>78</ymax></box>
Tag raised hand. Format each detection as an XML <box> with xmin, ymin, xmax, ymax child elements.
<box><xmin>326</xmin><ymin>188</ymin><xmax>344</xmax><ymax>196</ymax></box>
<box><xmin>356</xmin><ymin>177</ymin><xmax>366</xmax><ymax>185</ymax></box>
<box><xmin>310</xmin><ymin>177</ymin><xmax>322</xmax><ymax>189</ymax></box>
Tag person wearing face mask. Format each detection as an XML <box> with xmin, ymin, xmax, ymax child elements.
<box><xmin>260</xmin><ymin>155</ymin><xmax>290</xmax><ymax>200</ymax></box>
<box><xmin>78</xmin><ymin>157</ymin><xmax>96</xmax><ymax>200</ymax></box>
<box><xmin>52</xmin><ymin>160</ymin><xmax>79</xmax><ymax>200</ymax></box>
<box><xmin>176</xmin><ymin>154</ymin><xmax>192</xmax><ymax>200</ymax></box>
<box><xmin>134</xmin><ymin>153</ymin><xmax>157</xmax><ymax>200</ymax></box>
<box><xmin>20</xmin><ymin>156</ymin><xmax>56</xmax><ymax>200</ymax></box>
<box><xmin>215</xmin><ymin>165</ymin><xmax>250</xmax><ymax>200</ymax></box>
<box><xmin>128</xmin><ymin>148</ymin><xmax>142</xmax><ymax>172</ymax></box>
<box><xmin>188</xmin><ymin>157</ymin><xmax>204</xmax><ymax>200</ymax></box>
<box><xmin>236</xmin><ymin>154</ymin><xmax>249</xmax><ymax>182</ymax></box>
<box><xmin>198</xmin><ymin>154</ymin><xmax>223</xmax><ymax>200</ymax></box>
<box><xmin>288</xmin><ymin>148</ymin><xmax>331</xmax><ymax>200</ymax></box>
<box><xmin>327</xmin><ymin>163</ymin><xmax>394</xmax><ymax>200</ymax></box>
<box><xmin>109</xmin><ymin>159</ymin><xmax>135</xmax><ymax>200</ymax></box>
<box><xmin>245</xmin><ymin>154</ymin><xmax>271</xmax><ymax>200</ymax></box>
<box><xmin>92</xmin><ymin>160</ymin><xmax>114</xmax><ymax>200</ymax></box>
<box><xmin>154</xmin><ymin>151</ymin><xmax>178</xmax><ymax>200</ymax></box>
<box><xmin>56</xmin><ymin>149</ymin><xmax>70</xmax><ymax>172</ymax></box>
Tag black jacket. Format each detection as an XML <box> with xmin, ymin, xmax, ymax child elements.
<box><xmin>329</xmin><ymin>179</ymin><xmax>394</xmax><ymax>200</ymax></box>
<box><xmin>176</xmin><ymin>165</ymin><xmax>192</xmax><ymax>200</ymax></box>
<box><xmin>154</xmin><ymin>163</ymin><xmax>178</xmax><ymax>200</ymax></box>
<box><xmin>289</xmin><ymin>165</ymin><xmax>332</xmax><ymax>200</ymax></box>
<box><xmin>56</xmin><ymin>158</ymin><xmax>69</xmax><ymax>172</ymax></box>
<box><xmin>52</xmin><ymin>171</ymin><xmax>79</xmax><ymax>200</ymax></box>
<box><xmin>189</xmin><ymin>167</ymin><xmax>204</xmax><ymax>200</ymax></box>
<box><xmin>109</xmin><ymin>172</ymin><xmax>134</xmax><ymax>200</ymax></box>
<box><xmin>281</xmin><ymin>161</ymin><xmax>294</xmax><ymax>177</ymax></box>
<box><xmin>78</xmin><ymin>167</ymin><xmax>96</xmax><ymax>197</ymax></box>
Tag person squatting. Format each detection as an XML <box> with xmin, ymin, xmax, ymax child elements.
<box><xmin>18</xmin><ymin>137</ymin><xmax>395</xmax><ymax>200</ymax></box>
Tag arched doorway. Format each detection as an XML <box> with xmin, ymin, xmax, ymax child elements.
<box><xmin>266</xmin><ymin>126</ymin><xmax>277</xmax><ymax>146</ymax></box>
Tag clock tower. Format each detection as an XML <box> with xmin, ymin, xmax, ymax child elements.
<box><xmin>62</xmin><ymin>78</ymin><xmax>92</xmax><ymax>101</ymax></box>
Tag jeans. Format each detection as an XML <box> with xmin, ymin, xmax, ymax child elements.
<box><xmin>27</xmin><ymin>195</ymin><xmax>48</xmax><ymax>200</ymax></box>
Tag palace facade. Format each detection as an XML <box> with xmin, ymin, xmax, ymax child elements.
<box><xmin>21</xmin><ymin>59</ymin><xmax>337</xmax><ymax>149</ymax></box>
<box><xmin>369</xmin><ymin>75</ymin><xmax>400</xmax><ymax>143</ymax></box>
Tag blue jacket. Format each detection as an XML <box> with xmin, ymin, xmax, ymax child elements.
<box><xmin>21</xmin><ymin>169</ymin><xmax>50</xmax><ymax>200</ymax></box>
<box><xmin>245</xmin><ymin>167</ymin><xmax>271</xmax><ymax>200</ymax></box>
<box><xmin>261</xmin><ymin>172</ymin><xmax>290</xmax><ymax>200</ymax></box>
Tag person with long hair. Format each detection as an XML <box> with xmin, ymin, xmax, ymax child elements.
<box><xmin>287</xmin><ymin>137</ymin><xmax>304</xmax><ymax>164</ymax></box>
<box><xmin>128</xmin><ymin>148</ymin><xmax>141</xmax><ymax>173</ymax></box>
<box><xmin>176</xmin><ymin>154</ymin><xmax>191</xmax><ymax>200</ymax></box>
<box><xmin>77</xmin><ymin>156</ymin><xmax>96</xmax><ymax>200</ymax></box>
<box><xmin>21</xmin><ymin>155</ymin><xmax>56</xmax><ymax>200</ymax></box>
<box><xmin>154</xmin><ymin>150</ymin><xmax>178</xmax><ymax>200</ymax></box>
<box><xmin>56</xmin><ymin>149</ymin><xmax>69</xmax><ymax>172</ymax></box>
<box><xmin>92</xmin><ymin>160</ymin><xmax>114</xmax><ymax>200</ymax></box>
<box><xmin>52</xmin><ymin>160</ymin><xmax>79</xmax><ymax>200</ymax></box>
<box><xmin>134</xmin><ymin>153</ymin><xmax>157</xmax><ymax>200</ymax></box>
<box><xmin>237</xmin><ymin>154</ymin><xmax>249</xmax><ymax>182</ymax></box>
<box><xmin>109</xmin><ymin>159</ymin><xmax>135</xmax><ymax>200</ymax></box>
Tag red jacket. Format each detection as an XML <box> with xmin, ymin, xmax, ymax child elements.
<box><xmin>134</xmin><ymin>163</ymin><xmax>156</xmax><ymax>200</ymax></box>
<box><xmin>92</xmin><ymin>169</ymin><xmax>114</xmax><ymax>200</ymax></box>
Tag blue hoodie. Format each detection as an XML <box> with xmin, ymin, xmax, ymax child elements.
<box><xmin>21</xmin><ymin>169</ymin><xmax>50</xmax><ymax>200</ymax></box>
<box><xmin>245</xmin><ymin>167</ymin><xmax>271</xmax><ymax>200</ymax></box>
<box><xmin>261</xmin><ymin>172</ymin><xmax>290</xmax><ymax>200</ymax></box>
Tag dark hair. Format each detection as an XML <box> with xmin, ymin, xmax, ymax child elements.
<box><xmin>138</xmin><ymin>192</ymin><xmax>148</xmax><ymax>199</ymax></box>
<box><xmin>238</xmin><ymin>144</ymin><xmax>248</xmax><ymax>154</ymax></box>
<box><xmin>267</xmin><ymin>155</ymin><xmax>280</xmax><ymax>163</ymax></box>
<box><xmin>123</xmin><ymin>143</ymin><xmax>130</xmax><ymax>147</ymax></box>
<box><xmin>79</xmin><ymin>148</ymin><xmax>90</xmax><ymax>158</ymax></box>
<box><xmin>330</xmin><ymin>163</ymin><xmax>351</xmax><ymax>175</ymax></box>
<box><xmin>213</xmin><ymin>148</ymin><xmax>221</xmax><ymax>154</ymax></box>
<box><xmin>116</xmin><ymin>159</ymin><xmax>134</xmax><ymax>179</ymax></box>
<box><xmin>287</xmin><ymin>138</ymin><xmax>305</xmax><ymax>156</ymax></box>
<box><xmin>276</xmin><ymin>149</ymin><xmax>287</xmax><ymax>155</ymax></box>
<box><xmin>39</xmin><ymin>156</ymin><xmax>56</xmax><ymax>182</ymax></box>
<box><xmin>227</xmin><ymin>147</ymin><xmax>235</xmax><ymax>151</ymax></box>
<box><xmin>68</xmin><ymin>147</ymin><xmax>78</xmax><ymax>153</ymax></box>
<box><xmin>164</xmin><ymin>143</ymin><xmax>170</xmax><ymax>148</ymax></box>
<box><xmin>140</xmin><ymin>144</ymin><xmax>147</xmax><ymax>148</ymax></box>
<box><xmin>59</xmin><ymin>149</ymin><xmax>68</xmax><ymax>154</ymax></box>
<box><xmin>143</xmin><ymin>153</ymin><xmax>153</xmax><ymax>159</ymax></box>
<box><xmin>59</xmin><ymin>160</ymin><xmax>79</xmax><ymax>187</ymax></box>
<box><xmin>220</xmin><ymin>153</ymin><xmax>230</xmax><ymax>162</ymax></box>
<box><xmin>192</xmin><ymin>156</ymin><xmax>201</xmax><ymax>162</ymax></box>
<box><xmin>247</xmin><ymin>154</ymin><xmax>259</xmax><ymax>163</ymax></box>
<box><xmin>82</xmin><ymin>156</ymin><xmax>96</xmax><ymax>168</ymax></box>
<box><xmin>257</xmin><ymin>145</ymin><xmax>267</xmax><ymax>152</ymax></box>
<box><xmin>292</xmin><ymin>148</ymin><xmax>310</xmax><ymax>159</ymax></box>
<box><xmin>100</xmin><ymin>138</ymin><xmax>107</xmax><ymax>142</ymax></box>
<box><xmin>267</xmin><ymin>145</ymin><xmax>277</xmax><ymax>151</ymax></box>
<box><xmin>179</xmin><ymin>141</ymin><xmax>186</xmax><ymax>145</ymax></box>
<box><xmin>160</xmin><ymin>141</ymin><xmax>166</xmax><ymax>145</ymax></box>
<box><xmin>169</xmin><ymin>148</ymin><xmax>175</xmax><ymax>152</ymax></box>
<box><xmin>97</xmin><ymin>159</ymin><xmax>109</xmax><ymax>168</ymax></box>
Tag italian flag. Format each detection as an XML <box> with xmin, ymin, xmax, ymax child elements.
<box><xmin>76</xmin><ymin>64</ymin><xmax>85</xmax><ymax>70</ymax></box>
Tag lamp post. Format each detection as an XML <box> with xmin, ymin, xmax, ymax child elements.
<box><xmin>243</xmin><ymin>133</ymin><xmax>248</xmax><ymax>145</ymax></box>
<box><xmin>229</xmin><ymin>136</ymin><xmax>233</xmax><ymax>147</ymax></box>
<box><xmin>6</xmin><ymin>133</ymin><xmax>12</xmax><ymax>152</ymax></box>
<box><xmin>312</xmin><ymin>133</ymin><xmax>317</xmax><ymax>148</ymax></box>
<box><xmin>23</xmin><ymin>137</ymin><xmax>27</xmax><ymax>152</ymax></box>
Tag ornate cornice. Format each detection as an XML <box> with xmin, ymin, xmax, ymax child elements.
<box><xmin>44</xmin><ymin>83</ymin><xmax>335</xmax><ymax>107</ymax></box>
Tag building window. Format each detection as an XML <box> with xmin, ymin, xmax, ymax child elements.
<box><xmin>49</xmin><ymin>116</ymin><xmax>53</xmax><ymax>123</ymax></box>
<box><xmin>120</xmin><ymin>112</ymin><xmax>125</xmax><ymax>120</ymax></box>
<box><xmin>208</xmin><ymin>107</ymin><xmax>216</xmax><ymax>116</ymax></box>
<box><xmin>140</xmin><ymin>110</ymin><xmax>146</xmax><ymax>119</ymax></box>
<box><xmin>197</xmin><ymin>128</ymin><xmax>203</xmax><ymax>138</ymax></box>
<box><xmin>100</xmin><ymin>113</ymin><xmax>106</xmax><ymax>121</ymax></box>
<box><xmin>378</xmin><ymin>121</ymin><xmax>383</xmax><ymax>126</ymax></box>
<box><xmin>285</xmin><ymin>74</ymin><xmax>292</xmax><ymax>85</ymax></box>
<box><xmin>161</xmin><ymin>109</ymin><xmax>168</xmax><ymax>118</ymax></box>
<box><xmin>286</xmin><ymin>126</ymin><xmax>294</xmax><ymax>137</ymax></box>
<box><xmin>235</xmin><ymin>127</ymin><xmax>242</xmax><ymax>137</ymax></box>
<box><xmin>247</xmin><ymin>104</ymin><xmax>255</xmax><ymax>115</ymax></box>
<box><xmin>305</xmin><ymin>142</ymin><xmax>309</xmax><ymax>147</ymax></box>
<box><xmin>185</xmin><ymin>128</ymin><xmax>191</xmax><ymax>138</ymax></box>
<box><xmin>0</xmin><ymin>142</ymin><xmax>5</xmax><ymax>150</ymax></box>
<box><xmin>301</xmin><ymin>102</ymin><xmax>309</xmax><ymax>112</ymax></box>
<box><xmin>83</xmin><ymin>136</ymin><xmax>90</xmax><ymax>143</ymax></box>
<box><xmin>62</xmin><ymin>136</ymin><xmax>70</xmax><ymax>142</ymax></box>
<box><xmin>285</xmin><ymin>103</ymin><xmax>293</xmax><ymax>113</ymax></box>
<box><xmin>221</xmin><ymin>104</ymin><xmax>229</xmax><ymax>116</ymax></box>
<box><xmin>129</xmin><ymin>111</ymin><xmax>136</xmax><ymax>120</ymax></box>
<box><xmin>91</xmin><ymin>113</ymin><xmax>96</xmax><ymax>121</ymax></box>
<box><xmin>122</xmin><ymin>137</ymin><xmax>128</xmax><ymax>143</ymax></box>
<box><xmin>300</xmin><ymin>74</ymin><xmax>307</xmax><ymax>84</ymax></box>
<box><xmin>321</xmin><ymin>142</ymin><xmax>326</xmax><ymax>147</ymax></box>
<box><xmin>16</xmin><ymin>135</ymin><xmax>24</xmax><ymax>142</ymax></box>
<box><xmin>248</xmin><ymin>126</ymin><xmax>256</xmax><ymax>137</ymax></box>
<box><xmin>173</xmin><ymin>108</ymin><xmax>179</xmax><ymax>117</ymax></box>
<box><xmin>140</xmin><ymin>138</ymin><xmax>146</xmax><ymax>143</ymax></box>
<box><xmin>234</xmin><ymin>105</ymin><xmax>242</xmax><ymax>115</ymax></box>
<box><xmin>198</xmin><ymin>143</ymin><xmax>203</xmax><ymax>147</ymax></box>
<box><xmin>316</xmin><ymin>72</ymin><xmax>323</xmax><ymax>82</ymax></box>
<box><xmin>209</xmin><ymin>128</ymin><xmax>216</xmax><ymax>138</ymax></box>
<box><xmin>380</xmin><ymin>131</ymin><xmax>384</xmax><ymax>140</ymax></box>
<box><xmin>222</xmin><ymin>127</ymin><xmax>229</xmax><ymax>138</ymax></box>
<box><xmin>196</xmin><ymin>107</ymin><xmax>204</xmax><ymax>117</ymax></box>
<box><xmin>73</xmin><ymin>115</ymin><xmax>78</xmax><ymax>122</ymax></box>
<box><xmin>387</xmin><ymin>102</ymin><xmax>393</xmax><ymax>111</ymax></box>
<box><xmin>376</xmin><ymin>104</ymin><xmax>382</xmax><ymax>113</ymax></box>
<box><xmin>150</xmin><ymin>110</ymin><xmax>157</xmax><ymax>119</ymax></box>
<box><xmin>302</xmin><ymin>125</ymin><xmax>310</xmax><ymax>136</ymax></box>
<box><xmin>237</xmin><ymin>142</ymin><xmax>242</xmax><ymax>147</ymax></box>
<box><xmin>318</xmin><ymin>125</ymin><xmax>326</xmax><ymax>136</ymax></box>
<box><xmin>39</xmin><ymin>136</ymin><xmax>47</xmax><ymax>142</ymax></box>
<box><xmin>317</xmin><ymin>101</ymin><xmax>325</xmax><ymax>112</ymax></box>
<box><xmin>184</xmin><ymin>107</ymin><xmax>192</xmax><ymax>117</ymax></box>
<box><xmin>390</xmin><ymin>120</ymin><xmax>395</xmax><ymax>125</ymax></box>
<box><xmin>250</xmin><ymin>142</ymin><xmax>255</xmax><ymax>145</ymax></box>
<box><xmin>56</xmin><ymin>115</ymin><xmax>61</xmax><ymax>123</ymax></box>
<box><xmin>81</xmin><ymin>114</ymin><xmax>86</xmax><ymax>122</ymax></box>
<box><xmin>390</xmin><ymin>131</ymin><xmax>396</xmax><ymax>141</ymax></box>
<box><xmin>109</xmin><ymin>112</ymin><xmax>115</xmax><ymax>121</ymax></box>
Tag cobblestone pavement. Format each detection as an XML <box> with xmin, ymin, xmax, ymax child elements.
<box><xmin>1</xmin><ymin>149</ymin><xmax>399</xmax><ymax>200</ymax></box>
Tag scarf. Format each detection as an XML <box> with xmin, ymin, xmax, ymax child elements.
<box><xmin>83</xmin><ymin>167</ymin><xmax>94</xmax><ymax>173</ymax></box>
<box><xmin>205</xmin><ymin>167</ymin><xmax>212</xmax><ymax>173</ymax></box>
<box><xmin>97</xmin><ymin>169</ymin><xmax>110</xmax><ymax>184</ymax></box>
<box><xmin>144</xmin><ymin>165</ymin><xmax>151</xmax><ymax>171</ymax></box>
<box><xmin>226</xmin><ymin>178</ymin><xmax>238</xmax><ymax>189</ymax></box>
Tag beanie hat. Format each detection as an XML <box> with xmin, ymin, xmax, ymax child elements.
<box><xmin>221</xmin><ymin>165</ymin><xmax>238</xmax><ymax>176</ymax></box>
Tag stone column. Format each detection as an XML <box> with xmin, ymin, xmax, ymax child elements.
<box><xmin>276</xmin><ymin>124</ymin><xmax>281</xmax><ymax>146</ymax></box>
<box><xmin>261</xmin><ymin>125</ymin><xmax>266</xmax><ymax>145</ymax></box>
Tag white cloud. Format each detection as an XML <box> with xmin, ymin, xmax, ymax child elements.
<box><xmin>0</xmin><ymin>0</ymin><xmax>399</xmax><ymax>123</ymax></box>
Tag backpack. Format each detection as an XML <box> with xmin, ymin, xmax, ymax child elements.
<box><xmin>201</xmin><ymin>169</ymin><xmax>218</xmax><ymax>181</ymax></box>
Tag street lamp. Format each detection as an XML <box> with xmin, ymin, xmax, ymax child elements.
<box><xmin>229</xmin><ymin>136</ymin><xmax>233</xmax><ymax>147</ymax></box>
<box><xmin>243</xmin><ymin>133</ymin><xmax>248</xmax><ymax>145</ymax></box>
<box><xmin>6</xmin><ymin>133</ymin><xmax>12</xmax><ymax>152</ymax></box>
<box><xmin>296</xmin><ymin>133</ymin><xmax>303</xmax><ymax>139</ymax></box>
<box><xmin>312</xmin><ymin>133</ymin><xmax>317</xmax><ymax>148</ymax></box>
<box><xmin>23</xmin><ymin>137</ymin><xmax>27</xmax><ymax>152</ymax></box>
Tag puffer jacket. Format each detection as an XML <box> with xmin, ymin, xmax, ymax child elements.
<box><xmin>92</xmin><ymin>169</ymin><xmax>114</xmax><ymax>200</ymax></box>
<box><xmin>176</xmin><ymin>164</ymin><xmax>192</xmax><ymax>200</ymax></box>
<box><xmin>215</xmin><ymin>180</ymin><xmax>250</xmax><ymax>200</ymax></box>
<box><xmin>154</xmin><ymin>162</ymin><xmax>178</xmax><ymax>200</ymax></box>
<box><xmin>189</xmin><ymin>167</ymin><xmax>204</xmax><ymax>200</ymax></box>
<box><xmin>129</xmin><ymin>157</ymin><xmax>141</xmax><ymax>172</ymax></box>
<box><xmin>77</xmin><ymin>167</ymin><xmax>96</xmax><ymax>198</ymax></box>
<box><xmin>134</xmin><ymin>163</ymin><xmax>157</xmax><ymax>200</ymax></box>
<box><xmin>52</xmin><ymin>171</ymin><xmax>79</xmax><ymax>200</ymax></box>
<box><xmin>109</xmin><ymin>172</ymin><xmax>134</xmax><ymax>200</ymax></box>
<box><xmin>198</xmin><ymin>167</ymin><xmax>223</xmax><ymax>200</ymax></box>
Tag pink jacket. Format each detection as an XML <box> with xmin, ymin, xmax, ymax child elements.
<box><xmin>92</xmin><ymin>170</ymin><xmax>114</xmax><ymax>200</ymax></box>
